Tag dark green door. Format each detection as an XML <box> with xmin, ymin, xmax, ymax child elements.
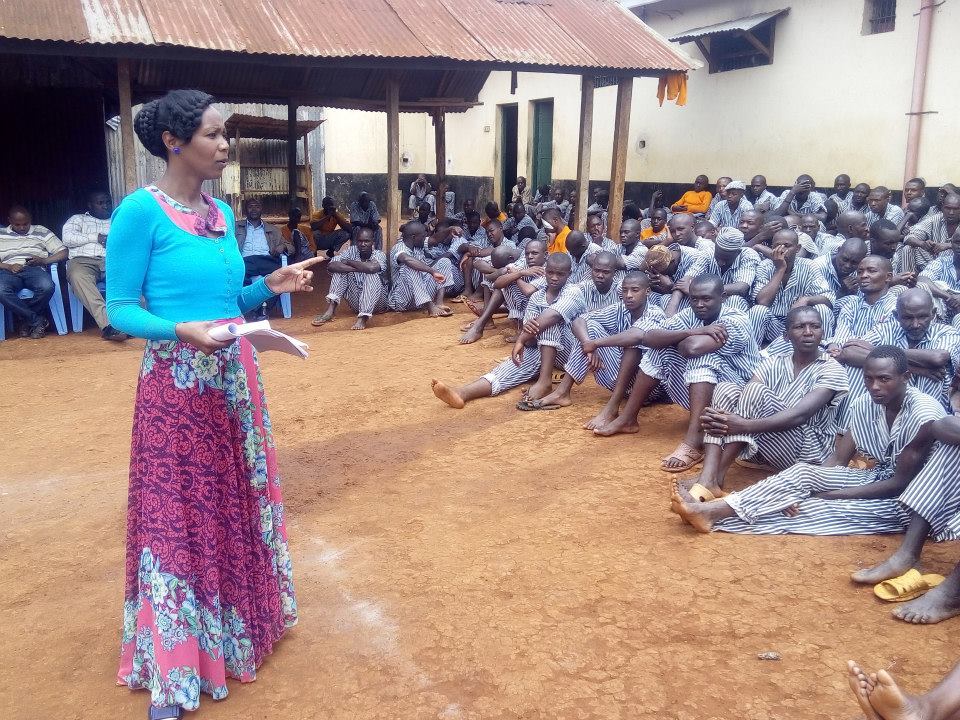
<box><xmin>531</xmin><ymin>100</ymin><xmax>553</xmax><ymax>192</ymax></box>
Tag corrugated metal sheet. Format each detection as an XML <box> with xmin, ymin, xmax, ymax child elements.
<box><xmin>670</xmin><ymin>8</ymin><xmax>790</xmax><ymax>43</ymax></box>
<box><xmin>0</xmin><ymin>0</ymin><xmax>695</xmax><ymax>73</ymax></box>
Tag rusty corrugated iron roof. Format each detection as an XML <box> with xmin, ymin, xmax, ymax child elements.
<box><xmin>0</xmin><ymin>0</ymin><xmax>694</xmax><ymax>72</ymax></box>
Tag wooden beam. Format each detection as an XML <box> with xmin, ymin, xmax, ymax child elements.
<box><xmin>693</xmin><ymin>38</ymin><xmax>711</xmax><ymax>64</ymax></box>
<box><xmin>117</xmin><ymin>58</ymin><xmax>137</xmax><ymax>195</ymax></box>
<box><xmin>739</xmin><ymin>30</ymin><xmax>771</xmax><ymax>59</ymax></box>
<box><xmin>607</xmin><ymin>77</ymin><xmax>633</xmax><ymax>243</ymax></box>
<box><xmin>386</xmin><ymin>76</ymin><xmax>400</xmax><ymax>256</ymax></box>
<box><xmin>303</xmin><ymin>134</ymin><xmax>313</xmax><ymax>216</ymax></box>
<box><xmin>433</xmin><ymin>109</ymin><xmax>447</xmax><ymax>222</ymax></box>
<box><xmin>574</xmin><ymin>74</ymin><xmax>594</xmax><ymax>231</ymax></box>
<box><xmin>287</xmin><ymin>101</ymin><xmax>298</xmax><ymax>207</ymax></box>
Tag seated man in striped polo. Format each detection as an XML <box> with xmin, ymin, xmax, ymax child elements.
<box><xmin>850</xmin><ymin>414</ymin><xmax>960</xmax><ymax>625</ymax></box>
<box><xmin>683</xmin><ymin>306</ymin><xmax>849</xmax><ymax>499</ymax></box>
<box><xmin>865</xmin><ymin>186</ymin><xmax>906</xmax><ymax>227</ymax></box>
<box><xmin>672</xmin><ymin>346</ymin><xmax>944</xmax><ymax>537</ymax></box>
<box><xmin>836</xmin><ymin>288</ymin><xmax>960</xmax><ymax>412</ymax></box>
<box><xmin>586</xmin><ymin>212</ymin><xmax>617</xmax><ymax>252</ymax></box>
<box><xmin>491</xmin><ymin>237</ymin><xmax>548</xmax><ymax>340</ymax></box>
<box><xmin>644</xmin><ymin>241</ymin><xmax>712</xmax><ymax>318</ymax></box>
<box><xmin>533</xmin><ymin>271</ymin><xmax>665</xmax><ymax>417</ymax></box>
<box><xmin>575</xmin><ymin>249</ymin><xmax>621</xmax><ymax>312</ymax></box>
<box><xmin>809</xmin><ymin>237</ymin><xmax>868</xmax><ymax>305</ymax></box>
<box><xmin>748</xmin><ymin>229</ymin><xmax>835</xmax><ymax>348</ymax></box>
<box><xmin>311</xmin><ymin>227</ymin><xmax>387</xmax><ymax>330</ymax></box>
<box><xmin>458</xmin><ymin>243</ymin><xmax>521</xmax><ymax>345</ymax></box>
<box><xmin>387</xmin><ymin>221</ymin><xmax>452</xmax><ymax>317</ymax></box>
<box><xmin>565</xmin><ymin>229</ymin><xmax>603</xmax><ymax>284</ymax></box>
<box><xmin>708</xmin><ymin>180</ymin><xmax>753</xmax><ymax>229</ymax></box>
<box><xmin>594</xmin><ymin>274</ymin><xmax>762</xmax><ymax>474</ymax></box>
<box><xmin>431</xmin><ymin>252</ymin><xmax>583</xmax><ymax>409</ymax></box>
<box><xmin>917</xmin><ymin>197</ymin><xmax>960</xmax><ymax>322</ymax></box>
<box><xmin>705</xmin><ymin>227</ymin><xmax>760</xmax><ymax>312</ymax></box>
<box><xmin>423</xmin><ymin>219</ymin><xmax>469</xmax><ymax>298</ymax></box>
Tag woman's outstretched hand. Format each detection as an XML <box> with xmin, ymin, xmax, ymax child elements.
<box><xmin>265</xmin><ymin>255</ymin><xmax>327</xmax><ymax>294</ymax></box>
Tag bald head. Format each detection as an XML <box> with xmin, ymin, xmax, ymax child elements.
<box><xmin>565</xmin><ymin>230</ymin><xmax>589</xmax><ymax>255</ymax></box>
<box><xmin>838</xmin><ymin>211</ymin><xmax>869</xmax><ymax>239</ymax></box>
<box><xmin>898</xmin><ymin>287</ymin><xmax>934</xmax><ymax>314</ymax></box>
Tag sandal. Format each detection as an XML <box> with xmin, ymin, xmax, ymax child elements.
<box><xmin>463</xmin><ymin>297</ymin><xmax>485</xmax><ymax>317</ymax></box>
<box><xmin>735</xmin><ymin>457</ymin><xmax>776</xmax><ymax>471</ymax></box>
<box><xmin>661</xmin><ymin>442</ymin><xmax>704</xmax><ymax>473</ymax></box>
<box><xmin>688</xmin><ymin>483</ymin><xmax>718</xmax><ymax>502</ymax></box>
<box><xmin>551</xmin><ymin>371</ymin><xmax>566</xmax><ymax>384</ymax></box>
<box><xmin>874</xmin><ymin>569</ymin><xmax>946</xmax><ymax>602</ymax></box>
<box><xmin>448</xmin><ymin>296</ymin><xmax>465</xmax><ymax>303</ymax></box>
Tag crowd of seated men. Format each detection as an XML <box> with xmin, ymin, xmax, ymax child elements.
<box><xmin>415</xmin><ymin>171</ymin><xmax>960</xmax><ymax>628</ymax></box>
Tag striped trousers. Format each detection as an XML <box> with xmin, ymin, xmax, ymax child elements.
<box><xmin>483</xmin><ymin>327</ymin><xmax>572</xmax><ymax>395</ymax></box>
<box><xmin>428</xmin><ymin>257</ymin><xmax>463</xmax><ymax>296</ymax></box>
<box><xmin>704</xmin><ymin>382</ymin><xmax>830</xmax><ymax>468</ymax></box>
<box><xmin>563</xmin><ymin>320</ymin><xmax>628</xmax><ymax>391</ymax></box>
<box><xmin>327</xmin><ymin>272</ymin><xmax>387</xmax><ymax>318</ymax></box>
<box><xmin>749</xmin><ymin>304</ymin><xmax>834</xmax><ymax>350</ymax></box>
<box><xmin>715</xmin><ymin>464</ymin><xmax>911</xmax><ymax>536</ymax></box>
<box><xmin>502</xmin><ymin>283</ymin><xmax>530</xmax><ymax>321</ymax></box>
<box><xmin>388</xmin><ymin>264</ymin><xmax>445</xmax><ymax>311</ymax></box>
<box><xmin>640</xmin><ymin>347</ymin><xmax>737</xmax><ymax>410</ymax></box>
<box><xmin>899</xmin><ymin>443</ymin><xmax>960</xmax><ymax>542</ymax></box>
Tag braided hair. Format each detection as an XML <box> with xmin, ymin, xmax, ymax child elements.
<box><xmin>134</xmin><ymin>89</ymin><xmax>214</xmax><ymax>160</ymax></box>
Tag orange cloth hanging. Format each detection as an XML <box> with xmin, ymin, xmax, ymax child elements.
<box><xmin>656</xmin><ymin>72</ymin><xmax>688</xmax><ymax>107</ymax></box>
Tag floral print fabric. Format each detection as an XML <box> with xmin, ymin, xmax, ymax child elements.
<box><xmin>118</xmin><ymin>328</ymin><xmax>297</xmax><ymax>710</ymax></box>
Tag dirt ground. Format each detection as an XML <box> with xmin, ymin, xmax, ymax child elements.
<box><xmin>2</xmin><ymin>284</ymin><xmax>960</xmax><ymax>720</ymax></box>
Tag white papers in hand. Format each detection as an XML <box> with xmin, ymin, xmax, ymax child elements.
<box><xmin>208</xmin><ymin>320</ymin><xmax>309</xmax><ymax>358</ymax></box>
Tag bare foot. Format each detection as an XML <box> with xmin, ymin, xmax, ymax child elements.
<box><xmin>431</xmin><ymin>379</ymin><xmax>465</xmax><ymax>409</ymax></box>
<box><xmin>525</xmin><ymin>380</ymin><xmax>553</xmax><ymax>401</ymax></box>
<box><xmin>535</xmin><ymin>388</ymin><xmax>572</xmax><ymax>408</ymax></box>
<box><xmin>312</xmin><ymin>307</ymin><xmax>335</xmax><ymax>326</ymax></box>
<box><xmin>846</xmin><ymin>661</ymin><xmax>880</xmax><ymax>720</ymax></box>
<box><xmin>351</xmin><ymin>317</ymin><xmax>368</xmax><ymax>330</ymax></box>
<box><xmin>851</xmin><ymin>550</ymin><xmax>920</xmax><ymax>585</ymax></box>
<box><xmin>677</xmin><ymin>474</ymin><xmax>724</xmax><ymax>499</ymax></box>
<box><xmin>867</xmin><ymin>668</ymin><xmax>926</xmax><ymax>720</ymax></box>
<box><xmin>670</xmin><ymin>486</ymin><xmax>719</xmax><ymax>534</ymax></box>
<box><xmin>593</xmin><ymin>417</ymin><xmax>640</xmax><ymax>437</ymax></box>
<box><xmin>892</xmin><ymin>581</ymin><xmax>960</xmax><ymax>625</ymax></box>
<box><xmin>503</xmin><ymin>334</ymin><xmax>518</xmax><ymax>344</ymax></box>
<box><xmin>583</xmin><ymin>408</ymin><xmax>617</xmax><ymax>431</ymax></box>
<box><xmin>460</xmin><ymin>319</ymin><xmax>479</xmax><ymax>332</ymax></box>
<box><xmin>459</xmin><ymin>323</ymin><xmax>485</xmax><ymax>345</ymax></box>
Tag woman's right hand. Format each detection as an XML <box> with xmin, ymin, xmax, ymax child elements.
<box><xmin>175</xmin><ymin>321</ymin><xmax>236</xmax><ymax>355</ymax></box>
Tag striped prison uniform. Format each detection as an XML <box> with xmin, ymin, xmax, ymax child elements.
<box><xmin>706</xmin><ymin>246</ymin><xmax>761</xmax><ymax>313</ymax></box>
<box><xmin>714</xmin><ymin>387</ymin><xmax>945</xmax><ymax>536</ymax></box>
<box><xmin>749</xmin><ymin>257</ymin><xmax>835</xmax><ymax>346</ymax></box>
<box><xmin>424</xmin><ymin>236</ymin><xmax>466</xmax><ymax>296</ymax></box>
<box><xmin>776</xmin><ymin>190</ymin><xmax>827</xmax><ymax>216</ymax></box>
<box><xmin>638</xmin><ymin>306</ymin><xmax>761</xmax><ymax>410</ymax></box>
<box><xmin>708</xmin><ymin>196</ymin><xmax>754</xmax><ymax>229</ymax></box>
<box><xmin>705</xmin><ymin>354</ymin><xmax>849</xmax><ymax>468</ymax></box>
<box><xmin>919</xmin><ymin>252</ymin><xmax>960</xmax><ymax>327</ymax></box>
<box><xmin>865</xmin><ymin>203</ymin><xmax>906</xmax><ymax>228</ymax></box>
<box><xmin>501</xmin><ymin>263</ymin><xmax>546</xmax><ymax>321</ymax></box>
<box><xmin>461</xmin><ymin>227</ymin><xmax>492</xmax><ymax>291</ymax></box>
<box><xmin>599</xmin><ymin>237</ymin><xmax>619</xmax><ymax>253</ymax></box>
<box><xmin>577</xmin><ymin>278</ymin><xmax>622</xmax><ymax>313</ymax></box>
<box><xmin>563</xmin><ymin>302</ymin><xmax>666</xmax><ymax>390</ymax></box>
<box><xmin>482</xmin><ymin>282</ymin><xmax>585</xmax><ymax>395</ymax></box>
<box><xmin>751</xmin><ymin>189</ymin><xmax>779</xmax><ymax>211</ymax></box>
<box><xmin>897</xmin><ymin>213</ymin><xmax>955</xmax><ymax>273</ymax></box>
<box><xmin>476</xmin><ymin>239</ymin><xmax>518</xmax><ymax>292</ymax></box>
<box><xmin>811</xmin><ymin>231</ymin><xmax>843</xmax><ymax>256</ymax></box>
<box><xmin>898</xmin><ymin>442</ymin><xmax>960</xmax><ymax>541</ymax></box>
<box><xmin>326</xmin><ymin>246</ymin><xmax>388</xmax><ymax>318</ymax></box>
<box><xmin>388</xmin><ymin>242</ymin><xmax>451</xmax><ymax>311</ymax></box>
<box><xmin>648</xmin><ymin>245</ymin><xmax>712</xmax><ymax>315</ymax></box>
<box><xmin>829</xmin><ymin>191</ymin><xmax>853</xmax><ymax>213</ymax></box>
<box><xmin>860</xmin><ymin>320</ymin><xmax>960</xmax><ymax>410</ymax></box>
<box><xmin>502</xmin><ymin>214</ymin><xmax>537</xmax><ymax>244</ymax></box>
<box><xmin>613</xmin><ymin>240</ymin><xmax>647</xmax><ymax>271</ymax></box>
<box><xmin>810</xmin><ymin>253</ymin><xmax>851</xmax><ymax>300</ymax></box>
<box><xmin>568</xmin><ymin>243</ymin><xmax>603</xmax><ymax>283</ymax></box>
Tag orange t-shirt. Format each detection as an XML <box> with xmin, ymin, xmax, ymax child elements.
<box><xmin>482</xmin><ymin>211</ymin><xmax>508</xmax><ymax>228</ymax></box>
<box><xmin>672</xmin><ymin>190</ymin><xmax>712</xmax><ymax>214</ymax></box>
<box><xmin>549</xmin><ymin>225</ymin><xmax>571</xmax><ymax>254</ymax></box>
<box><xmin>641</xmin><ymin>226</ymin><xmax>669</xmax><ymax>243</ymax></box>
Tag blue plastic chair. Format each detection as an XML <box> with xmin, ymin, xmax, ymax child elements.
<box><xmin>68</xmin><ymin>278</ymin><xmax>107</xmax><ymax>332</ymax></box>
<box><xmin>251</xmin><ymin>254</ymin><xmax>292</xmax><ymax>319</ymax></box>
<box><xmin>0</xmin><ymin>262</ymin><xmax>68</xmax><ymax>340</ymax></box>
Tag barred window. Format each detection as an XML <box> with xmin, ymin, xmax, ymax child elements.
<box><xmin>864</xmin><ymin>0</ymin><xmax>897</xmax><ymax>34</ymax></box>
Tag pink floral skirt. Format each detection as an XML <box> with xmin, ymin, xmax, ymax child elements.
<box><xmin>118</xmin><ymin>333</ymin><xmax>297</xmax><ymax>710</ymax></box>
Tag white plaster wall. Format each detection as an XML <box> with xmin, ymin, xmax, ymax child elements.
<box><xmin>322</xmin><ymin>0</ymin><xmax>959</xmax><ymax>189</ymax></box>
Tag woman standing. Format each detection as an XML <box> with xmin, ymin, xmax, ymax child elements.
<box><xmin>106</xmin><ymin>89</ymin><xmax>322</xmax><ymax>719</ymax></box>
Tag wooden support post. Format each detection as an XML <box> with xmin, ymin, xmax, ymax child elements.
<box><xmin>607</xmin><ymin>77</ymin><xmax>633</xmax><ymax>243</ymax></box>
<box><xmin>574</xmin><ymin>74</ymin><xmax>594</xmax><ymax>230</ymax></box>
<box><xmin>386</xmin><ymin>76</ymin><xmax>400</xmax><ymax>255</ymax></box>
<box><xmin>117</xmin><ymin>58</ymin><xmax>137</xmax><ymax>195</ymax></box>
<box><xmin>287</xmin><ymin>101</ymin><xmax>298</xmax><ymax>208</ymax></box>
<box><xmin>433</xmin><ymin>109</ymin><xmax>447</xmax><ymax>221</ymax></box>
<box><xmin>303</xmin><ymin>135</ymin><xmax>313</xmax><ymax>216</ymax></box>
